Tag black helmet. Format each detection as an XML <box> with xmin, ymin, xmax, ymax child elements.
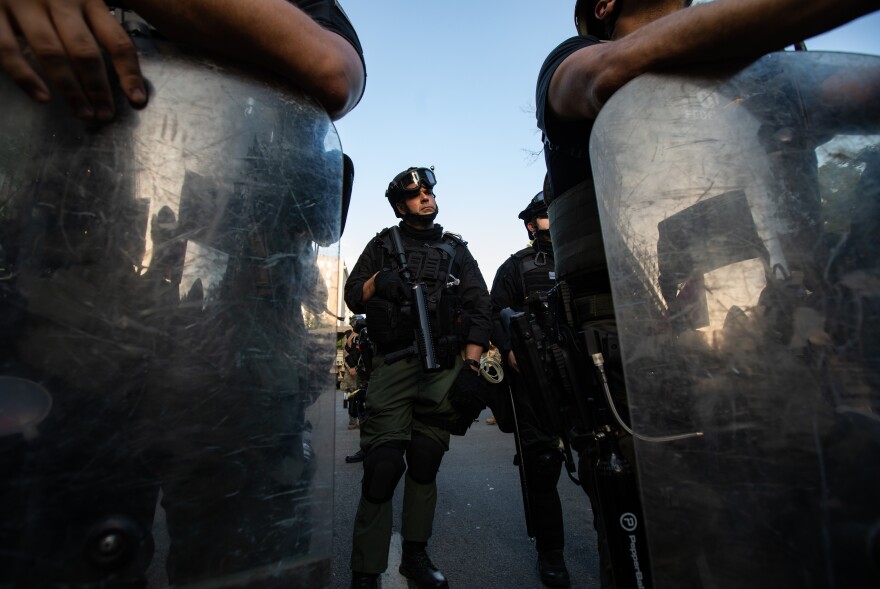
<box><xmin>349</xmin><ymin>314</ymin><xmax>367</xmax><ymax>333</ymax></box>
<box><xmin>518</xmin><ymin>191</ymin><xmax>548</xmax><ymax>224</ymax></box>
<box><xmin>385</xmin><ymin>166</ymin><xmax>437</xmax><ymax>218</ymax></box>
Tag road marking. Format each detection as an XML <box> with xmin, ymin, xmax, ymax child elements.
<box><xmin>381</xmin><ymin>532</ymin><xmax>408</xmax><ymax>588</ymax></box>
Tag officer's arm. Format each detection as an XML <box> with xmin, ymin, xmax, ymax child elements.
<box><xmin>464</xmin><ymin>343</ymin><xmax>483</xmax><ymax>372</ymax></box>
<box><xmin>344</xmin><ymin>243</ymin><xmax>381</xmax><ymax>314</ymax></box>
<box><xmin>126</xmin><ymin>0</ymin><xmax>365</xmax><ymax>120</ymax></box>
<box><xmin>361</xmin><ymin>272</ymin><xmax>379</xmax><ymax>303</ymax></box>
<box><xmin>458</xmin><ymin>249</ymin><xmax>492</xmax><ymax>356</ymax></box>
<box><xmin>0</xmin><ymin>0</ymin><xmax>364</xmax><ymax>121</ymax></box>
<box><xmin>550</xmin><ymin>0</ymin><xmax>878</xmax><ymax>121</ymax></box>
<box><xmin>489</xmin><ymin>259</ymin><xmax>519</xmax><ymax>360</ymax></box>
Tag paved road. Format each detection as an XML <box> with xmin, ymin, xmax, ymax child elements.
<box><xmin>332</xmin><ymin>394</ymin><xmax>602</xmax><ymax>589</ymax></box>
<box><xmin>144</xmin><ymin>386</ymin><xmax>602</xmax><ymax>588</ymax></box>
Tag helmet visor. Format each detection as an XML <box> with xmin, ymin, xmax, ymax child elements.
<box><xmin>392</xmin><ymin>167</ymin><xmax>437</xmax><ymax>196</ymax></box>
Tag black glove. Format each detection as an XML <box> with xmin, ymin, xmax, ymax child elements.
<box><xmin>447</xmin><ymin>366</ymin><xmax>489</xmax><ymax>435</ymax></box>
<box><xmin>373</xmin><ymin>269</ymin><xmax>409</xmax><ymax>301</ymax></box>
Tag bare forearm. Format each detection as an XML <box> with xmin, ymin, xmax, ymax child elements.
<box><xmin>552</xmin><ymin>0</ymin><xmax>879</xmax><ymax>121</ymax></box>
<box><xmin>126</xmin><ymin>0</ymin><xmax>364</xmax><ymax>119</ymax></box>
<box><xmin>361</xmin><ymin>272</ymin><xmax>378</xmax><ymax>303</ymax></box>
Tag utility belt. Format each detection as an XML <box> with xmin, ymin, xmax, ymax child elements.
<box><xmin>376</xmin><ymin>335</ymin><xmax>463</xmax><ymax>371</ymax></box>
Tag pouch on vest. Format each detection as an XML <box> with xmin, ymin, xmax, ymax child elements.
<box><xmin>364</xmin><ymin>297</ymin><xmax>411</xmax><ymax>348</ymax></box>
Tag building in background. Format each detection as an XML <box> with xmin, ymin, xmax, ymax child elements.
<box><xmin>305</xmin><ymin>251</ymin><xmax>350</xmax><ymax>334</ymax></box>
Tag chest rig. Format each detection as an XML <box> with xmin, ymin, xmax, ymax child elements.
<box><xmin>512</xmin><ymin>246</ymin><xmax>556</xmax><ymax>313</ymax></box>
<box><xmin>368</xmin><ymin>228</ymin><xmax>467</xmax><ymax>367</ymax></box>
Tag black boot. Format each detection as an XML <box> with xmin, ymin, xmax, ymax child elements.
<box><xmin>350</xmin><ymin>571</ymin><xmax>379</xmax><ymax>589</ymax></box>
<box><xmin>399</xmin><ymin>541</ymin><xmax>448</xmax><ymax>589</ymax></box>
<box><xmin>537</xmin><ymin>549</ymin><xmax>570</xmax><ymax>588</ymax></box>
<box><xmin>345</xmin><ymin>449</ymin><xmax>365</xmax><ymax>463</ymax></box>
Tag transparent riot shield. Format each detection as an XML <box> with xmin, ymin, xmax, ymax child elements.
<box><xmin>590</xmin><ymin>52</ymin><xmax>880</xmax><ymax>588</ymax></box>
<box><xmin>0</xmin><ymin>25</ymin><xmax>343</xmax><ymax>588</ymax></box>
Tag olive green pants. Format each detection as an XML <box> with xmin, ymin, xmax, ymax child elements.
<box><xmin>350</xmin><ymin>354</ymin><xmax>462</xmax><ymax>574</ymax></box>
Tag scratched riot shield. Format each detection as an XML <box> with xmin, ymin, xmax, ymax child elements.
<box><xmin>590</xmin><ymin>52</ymin><xmax>880</xmax><ymax>588</ymax></box>
<box><xmin>0</xmin><ymin>18</ymin><xmax>343</xmax><ymax>588</ymax></box>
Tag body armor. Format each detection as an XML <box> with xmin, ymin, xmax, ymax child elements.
<box><xmin>511</xmin><ymin>243</ymin><xmax>556</xmax><ymax>317</ymax></box>
<box><xmin>367</xmin><ymin>229</ymin><xmax>468</xmax><ymax>365</ymax></box>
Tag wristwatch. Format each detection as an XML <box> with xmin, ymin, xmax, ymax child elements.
<box><xmin>464</xmin><ymin>358</ymin><xmax>480</xmax><ymax>371</ymax></box>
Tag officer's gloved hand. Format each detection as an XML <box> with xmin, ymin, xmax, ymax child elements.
<box><xmin>448</xmin><ymin>365</ymin><xmax>489</xmax><ymax>435</ymax></box>
<box><xmin>373</xmin><ymin>269</ymin><xmax>409</xmax><ymax>300</ymax></box>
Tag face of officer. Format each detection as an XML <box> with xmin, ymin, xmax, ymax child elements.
<box><xmin>527</xmin><ymin>215</ymin><xmax>551</xmax><ymax>241</ymax></box>
<box><xmin>396</xmin><ymin>186</ymin><xmax>438</xmax><ymax>228</ymax></box>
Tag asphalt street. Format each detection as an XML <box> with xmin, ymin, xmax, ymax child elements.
<box><xmin>332</xmin><ymin>392</ymin><xmax>602</xmax><ymax>589</ymax></box>
<box><xmin>144</xmin><ymin>386</ymin><xmax>602</xmax><ymax>588</ymax></box>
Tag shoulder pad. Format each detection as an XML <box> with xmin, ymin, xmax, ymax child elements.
<box><xmin>372</xmin><ymin>227</ymin><xmax>393</xmax><ymax>244</ymax></box>
<box><xmin>509</xmin><ymin>246</ymin><xmax>535</xmax><ymax>260</ymax></box>
<box><xmin>442</xmin><ymin>232</ymin><xmax>467</xmax><ymax>247</ymax></box>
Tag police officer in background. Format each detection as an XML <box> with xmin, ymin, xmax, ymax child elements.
<box><xmin>490</xmin><ymin>191</ymin><xmax>570</xmax><ymax>588</ymax></box>
<box><xmin>344</xmin><ymin>314</ymin><xmax>372</xmax><ymax>463</ymax></box>
<box><xmin>343</xmin><ymin>166</ymin><xmax>491</xmax><ymax>589</ymax></box>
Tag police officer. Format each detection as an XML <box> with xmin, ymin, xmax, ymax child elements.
<box><xmin>490</xmin><ymin>191</ymin><xmax>570</xmax><ymax>588</ymax></box>
<box><xmin>536</xmin><ymin>3</ymin><xmax>880</xmax><ymax>587</ymax></box>
<box><xmin>0</xmin><ymin>1</ymin><xmax>365</xmax><ymax>586</ymax></box>
<box><xmin>344</xmin><ymin>315</ymin><xmax>372</xmax><ymax>463</ymax></box>
<box><xmin>343</xmin><ymin>166</ymin><xmax>491</xmax><ymax>589</ymax></box>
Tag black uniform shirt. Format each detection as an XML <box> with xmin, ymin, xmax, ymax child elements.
<box><xmin>535</xmin><ymin>35</ymin><xmax>601</xmax><ymax>201</ymax></box>
<box><xmin>344</xmin><ymin>222</ymin><xmax>492</xmax><ymax>350</ymax></box>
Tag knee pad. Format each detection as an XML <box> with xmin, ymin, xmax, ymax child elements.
<box><xmin>405</xmin><ymin>434</ymin><xmax>445</xmax><ymax>485</ymax></box>
<box><xmin>362</xmin><ymin>442</ymin><xmax>407</xmax><ymax>503</ymax></box>
<box><xmin>529</xmin><ymin>450</ymin><xmax>563</xmax><ymax>493</ymax></box>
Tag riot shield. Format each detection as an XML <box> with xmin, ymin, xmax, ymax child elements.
<box><xmin>0</xmin><ymin>21</ymin><xmax>343</xmax><ymax>588</ymax></box>
<box><xmin>590</xmin><ymin>52</ymin><xmax>880</xmax><ymax>588</ymax></box>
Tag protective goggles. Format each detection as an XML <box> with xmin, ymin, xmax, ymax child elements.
<box><xmin>518</xmin><ymin>191</ymin><xmax>548</xmax><ymax>220</ymax></box>
<box><xmin>390</xmin><ymin>167</ymin><xmax>437</xmax><ymax>196</ymax></box>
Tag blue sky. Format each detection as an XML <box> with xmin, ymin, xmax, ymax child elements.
<box><xmin>332</xmin><ymin>2</ymin><xmax>880</xmax><ymax>283</ymax></box>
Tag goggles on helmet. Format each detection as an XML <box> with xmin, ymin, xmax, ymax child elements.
<box><xmin>389</xmin><ymin>167</ymin><xmax>437</xmax><ymax>198</ymax></box>
<box><xmin>518</xmin><ymin>191</ymin><xmax>548</xmax><ymax>221</ymax></box>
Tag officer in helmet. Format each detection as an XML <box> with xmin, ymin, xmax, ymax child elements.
<box><xmin>537</xmin><ymin>2</ymin><xmax>880</xmax><ymax>587</ymax></box>
<box><xmin>489</xmin><ymin>189</ymin><xmax>570</xmax><ymax>587</ymax></box>
<box><xmin>343</xmin><ymin>166</ymin><xmax>491</xmax><ymax>589</ymax></box>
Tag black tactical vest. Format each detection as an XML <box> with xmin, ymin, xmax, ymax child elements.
<box><xmin>367</xmin><ymin>229</ymin><xmax>468</xmax><ymax>360</ymax></box>
<box><xmin>378</xmin><ymin>230</ymin><xmax>461</xmax><ymax>308</ymax></box>
<box><xmin>511</xmin><ymin>245</ymin><xmax>556</xmax><ymax>312</ymax></box>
